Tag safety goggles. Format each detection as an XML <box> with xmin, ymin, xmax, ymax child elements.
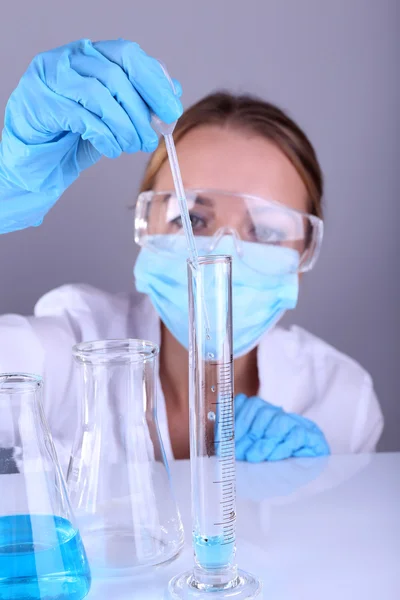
<box><xmin>134</xmin><ymin>189</ymin><xmax>323</xmax><ymax>274</ymax></box>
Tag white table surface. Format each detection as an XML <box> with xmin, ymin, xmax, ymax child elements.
<box><xmin>88</xmin><ymin>452</ymin><xmax>400</xmax><ymax>599</ymax></box>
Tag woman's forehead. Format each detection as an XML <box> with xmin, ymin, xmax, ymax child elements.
<box><xmin>153</xmin><ymin>125</ymin><xmax>308</xmax><ymax>213</ymax></box>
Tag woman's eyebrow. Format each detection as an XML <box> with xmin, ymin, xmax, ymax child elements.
<box><xmin>194</xmin><ymin>194</ymin><xmax>215</xmax><ymax>208</ymax></box>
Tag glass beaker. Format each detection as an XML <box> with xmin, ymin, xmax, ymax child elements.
<box><xmin>168</xmin><ymin>256</ymin><xmax>261</xmax><ymax>598</ymax></box>
<box><xmin>0</xmin><ymin>373</ymin><xmax>91</xmax><ymax>600</ymax></box>
<box><xmin>67</xmin><ymin>339</ymin><xmax>184</xmax><ymax>576</ymax></box>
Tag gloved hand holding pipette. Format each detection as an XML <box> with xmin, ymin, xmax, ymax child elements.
<box><xmin>0</xmin><ymin>39</ymin><xmax>182</xmax><ymax>234</ymax></box>
<box><xmin>234</xmin><ymin>393</ymin><xmax>330</xmax><ymax>462</ymax></box>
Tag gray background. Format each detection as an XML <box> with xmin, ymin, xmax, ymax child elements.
<box><xmin>0</xmin><ymin>1</ymin><xmax>398</xmax><ymax>450</ymax></box>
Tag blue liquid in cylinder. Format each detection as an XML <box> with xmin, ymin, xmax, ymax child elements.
<box><xmin>0</xmin><ymin>514</ymin><xmax>91</xmax><ymax>600</ymax></box>
<box><xmin>194</xmin><ymin>533</ymin><xmax>234</xmax><ymax>569</ymax></box>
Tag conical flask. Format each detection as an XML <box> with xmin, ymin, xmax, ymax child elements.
<box><xmin>67</xmin><ymin>339</ymin><xmax>184</xmax><ymax>576</ymax></box>
<box><xmin>0</xmin><ymin>373</ymin><xmax>91</xmax><ymax>600</ymax></box>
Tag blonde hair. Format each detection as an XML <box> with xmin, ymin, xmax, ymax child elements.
<box><xmin>140</xmin><ymin>92</ymin><xmax>324</xmax><ymax>219</ymax></box>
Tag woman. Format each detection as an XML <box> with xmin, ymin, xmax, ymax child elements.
<box><xmin>0</xmin><ymin>39</ymin><xmax>383</xmax><ymax>462</ymax></box>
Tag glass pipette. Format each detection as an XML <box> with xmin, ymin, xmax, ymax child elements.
<box><xmin>150</xmin><ymin>68</ymin><xmax>198</xmax><ymax>269</ymax></box>
<box><xmin>151</xmin><ymin>64</ymin><xmax>210</xmax><ymax>334</ymax></box>
<box><xmin>164</xmin><ymin>134</ymin><xmax>199</xmax><ymax>269</ymax></box>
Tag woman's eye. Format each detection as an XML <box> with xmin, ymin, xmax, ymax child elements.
<box><xmin>171</xmin><ymin>213</ymin><xmax>207</xmax><ymax>231</ymax></box>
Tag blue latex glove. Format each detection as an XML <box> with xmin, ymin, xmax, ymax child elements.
<box><xmin>234</xmin><ymin>393</ymin><xmax>330</xmax><ymax>462</ymax></box>
<box><xmin>0</xmin><ymin>38</ymin><xmax>182</xmax><ymax>234</ymax></box>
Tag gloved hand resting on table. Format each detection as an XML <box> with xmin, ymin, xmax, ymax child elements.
<box><xmin>0</xmin><ymin>39</ymin><xmax>182</xmax><ymax>234</ymax></box>
<box><xmin>234</xmin><ymin>393</ymin><xmax>330</xmax><ymax>462</ymax></box>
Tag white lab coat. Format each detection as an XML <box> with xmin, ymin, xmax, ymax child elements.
<box><xmin>0</xmin><ymin>284</ymin><xmax>383</xmax><ymax>461</ymax></box>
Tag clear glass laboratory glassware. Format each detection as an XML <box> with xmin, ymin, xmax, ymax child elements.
<box><xmin>0</xmin><ymin>373</ymin><xmax>91</xmax><ymax>600</ymax></box>
<box><xmin>168</xmin><ymin>256</ymin><xmax>261</xmax><ymax>599</ymax></box>
<box><xmin>67</xmin><ymin>339</ymin><xmax>184</xmax><ymax>577</ymax></box>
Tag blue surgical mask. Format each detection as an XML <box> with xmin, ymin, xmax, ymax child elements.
<box><xmin>134</xmin><ymin>236</ymin><xmax>299</xmax><ymax>357</ymax></box>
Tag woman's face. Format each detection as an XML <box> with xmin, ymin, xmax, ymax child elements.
<box><xmin>154</xmin><ymin>125</ymin><xmax>309</xmax><ymax>213</ymax></box>
<box><xmin>148</xmin><ymin>126</ymin><xmax>311</xmax><ymax>259</ymax></box>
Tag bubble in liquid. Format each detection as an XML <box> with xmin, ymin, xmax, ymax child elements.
<box><xmin>207</xmin><ymin>411</ymin><xmax>216</xmax><ymax>421</ymax></box>
<box><xmin>211</xmin><ymin>385</ymin><xmax>216</xmax><ymax>392</ymax></box>
<box><xmin>206</xmin><ymin>334</ymin><xmax>211</xmax><ymax>340</ymax></box>
<box><xmin>207</xmin><ymin>352</ymin><xmax>214</xmax><ymax>359</ymax></box>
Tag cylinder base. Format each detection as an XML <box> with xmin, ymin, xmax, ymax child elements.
<box><xmin>167</xmin><ymin>568</ymin><xmax>262</xmax><ymax>598</ymax></box>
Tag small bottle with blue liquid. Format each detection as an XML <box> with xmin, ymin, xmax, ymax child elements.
<box><xmin>0</xmin><ymin>374</ymin><xmax>91</xmax><ymax>600</ymax></box>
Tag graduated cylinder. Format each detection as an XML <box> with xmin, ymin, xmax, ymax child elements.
<box><xmin>188</xmin><ymin>255</ymin><xmax>237</xmax><ymax>585</ymax></box>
